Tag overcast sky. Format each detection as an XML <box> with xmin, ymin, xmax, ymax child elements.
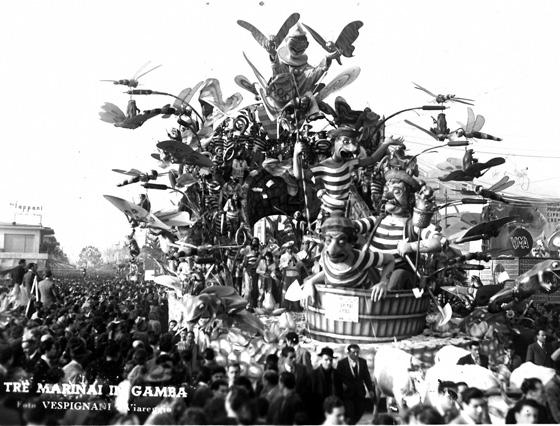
<box><xmin>1</xmin><ymin>0</ymin><xmax>559</xmax><ymax>260</ymax></box>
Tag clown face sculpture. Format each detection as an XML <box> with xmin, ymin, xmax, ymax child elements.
<box><xmin>383</xmin><ymin>178</ymin><xmax>414</xmax><ymax>217</ymax></box>
<box><xmin>324</xmin><ymin>229</ymin><xmax>354</xmax><ymax>264</ymax></box>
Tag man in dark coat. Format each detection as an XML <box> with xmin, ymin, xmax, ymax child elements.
<box><xmin>278</xmin><ymin>346</ymin><xmax>310</xmax><ymax>402</ymax></box>
<box><xmin>457</xmin><ymin>341</ymin><xmax>489</xmax><ymax>368</ymax></box>
<box><xmin>267</xmin><ymin>372</ymin><xmax>307</xmax><ymax>425</ymax></box>
<box><xmin>310</xmin><ymin>347</ymin><xmax>343</xmax><ymax>424</ymax></box>
<box><xmin>336</xmin><ymin>344</ymin><xmax>376</xmax><ymax>424</ymax></box>
<box><xmin>10</xmin><ymin>259</ymin><xmax>26</xmax><ymax>286</ymax></box>
<box><xmin>526</xmin><ymin>329</ymin><xmax>555</xmax><ymax>367</ymax></box>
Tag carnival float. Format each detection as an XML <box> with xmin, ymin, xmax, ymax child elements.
<box><xmin>100</xmin><ymin>12</ymin><xmax>560</xmax><ymax>403</ymax></box>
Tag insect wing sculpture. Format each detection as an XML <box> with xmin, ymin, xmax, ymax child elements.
<box><xmin>100</xmin><ymin>61</ymin><xmax>162</xmax><ymax>88</ymax></box>
<box><xmin>237</xmin><ymin>13</ymin><xmax>300</xmax><ymax>59</ymax></box>
<box><xmin>413</xmin><ymin>82</ymin><xmax>475</xmax><ymax>105</ymax></box>
<box><xmin>301</xmin><ymin>20</ymin><xmax>363</xmax><ymax>64</ymax></box>
<box><xmin>454</xmin><ymin>107</ymin><xmax>503</xmax><ymax>142</ymax></box>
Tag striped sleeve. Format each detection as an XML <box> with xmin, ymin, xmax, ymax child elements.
<box><xmin>353</xmin><ymin>215</ymin><xmax>377</xmax><ymax>234</ymax></box>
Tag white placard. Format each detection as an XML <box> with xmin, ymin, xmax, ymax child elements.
<box><xmin>323</xmin><ymin>293</ymin><xmax>359</xmax><ymax>323</ymax></box>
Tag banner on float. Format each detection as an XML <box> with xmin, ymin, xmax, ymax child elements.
<box><xmin>323</xmin><ymin>293</ymin><xmax>359</xmax><ymax>323</ymax></box>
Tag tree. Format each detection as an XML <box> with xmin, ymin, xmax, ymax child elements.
<box><xmin>40</xmin><ymin>235</ymin><xmax>70</xmax><ymax>264</ymax></box>
<box><xmin>78</xmin><ymin>246</ymin><xmax>103</xmax><ymax>269</ymax></box>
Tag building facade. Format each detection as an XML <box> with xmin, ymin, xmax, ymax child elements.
<box><xmin>0</xmin><ymin>222</ymin><xmax>53</xmax><ymax>269</ymax></box>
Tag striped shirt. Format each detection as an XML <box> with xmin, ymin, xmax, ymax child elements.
<box><xmin>353</xmin><ymin>215</ymin><xmax>439</xmax><ymax>267</ymax></box>
<box><xmin>311</xmin><ymin>158</ymin><xmax>359</xmax><ymax>214</ymax></box>
<box><xmin>320</xmin><ymin>247</ymin><xmax>384</xmax><ymax>288</ymax></box>
<box><xmin>243</xmin><ymin>247</ymin><xmax>259</xmax><ymax>271</ymax></box>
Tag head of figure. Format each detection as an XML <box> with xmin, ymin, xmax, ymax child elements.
<box><xmin>513</xmin><ymin>399</ymin><xmax>540</xmax><ymax>424</ymax></box>
<box><xmin>284</xmin><ymin>24</ymin><xmax>309</xmax><ymax>60</ymax></box>
<box><xmin>211</xmin><ymin>378</ymin><xmax>229</xmax><ymax>399</ymax></box>
<box><xmin>318</xmin><ymin>347</ymin><xmax>335</xmax><ymax>370</ymax></box>
<box><xmin>461</xmin><ymin>387</ymin><xmax>487</xmax><ymax>424</ymax></box>
<box><xmin>211</xmin><ymin>366</ymin><xmax>226</xmax><ymax>382</ymax></box>
<box><xmin>405</xmin><ymin>404</ymin><xmax>445</xmax><ymax>425</ymax></box>
<box><xmin>536</xmin><ymin>329</ymin><xmax>547</xmax><ymax>344</ymax></box>
<box><xmin>347</xmin><ymin>344</ymin><xmax>360</xmax><ymax>363</ymax></box>
<box><xmin>321</xmin><ymin>213</ymin><xmax>356</xmax><ymax>264</ymax></box>
<box><xmin>28</xmin><ymin>263</ymin><xmax>37</xmax><ymax>272</ymax></box>
<box><xmin>437</xmin><ymin>381</ymin><xmax>459</xmax><ymax>411</ymax></box>
<box><xmin>469</xmin><ymin>341</ymin><xmax>481</xmax><ymax>360</ymax></box>
<box><xmin>521</xmin><ymin>378</ymin><xmax>544</xmax><ymax>403</ymax></box>
<box><xmin>455</xmin><ymin>382</ymin><xmax>468</xmax><ymax>404</ymax></box>
<box><xmin>22</xmin><ymin>338</ymin><xmax>37</xmax><ymax>357</ymax></box>
<box><xmin>323</xmin><ymin>396</ymin><xmax>346</xmax><ymax>425</ymax></box>
<box><xmin>383</xmin><ymin>174</ymin><xmax>417</xmax><ymax>217</ymax></box>
<box><xmin>265</xmin><ymin>252</ymin><xmax>274</xmax><ymax>265</ymax></box>
<box><xmin>285</xmin><ymin>331</ymin><xmax>298</xmax><ymax>347</ymax></box>
<box><xmin>329</xmin><ymin>127</ymin><xmax>360</xmax><ymax>162</ymax></box>
<box><xmin>19</xmin><ymin>259</ymin><xmax>26</xmax><ymax>266</ymax></box>
<box><xmin>251</xmin><ymin>238</ymin><xmax>260</xmax><ymax>250</ymax></box>
<box><xmin>281</xmin><ymin>346</ymin><xmax>296</xmax><ymax>368</ymax></box>
<box><xmin>228</xmin><ymin>363</ymin><xmax>241</xmax><ymax>384</ymax></box>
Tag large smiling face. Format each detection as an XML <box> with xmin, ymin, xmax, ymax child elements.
<box><xmin>333</xmin><ymin>135</ymin><xmax>359</xmax><ymax>162</ymax></box>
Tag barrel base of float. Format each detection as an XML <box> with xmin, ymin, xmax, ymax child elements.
<box><xmin>305</xmin><ymin>285</ymin><xmax>430</xmax><ymax>344</ymax></box>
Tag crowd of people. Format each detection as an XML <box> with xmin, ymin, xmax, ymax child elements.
<box><xmin>1</xmin><ymin>266</ymin><xmax>560</xmax><ymax>425</ymax></box>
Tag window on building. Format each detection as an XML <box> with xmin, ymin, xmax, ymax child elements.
<box><xmin>4</xmin><ymin>234</ymin><xmax>35</xmax><ymax>252</ymax></box>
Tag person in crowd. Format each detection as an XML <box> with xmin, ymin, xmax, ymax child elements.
<box><xmin>508</xmin><ymin>376</ymin><xmax>552</xmax><ymax>423</ymax></box>
<box><xmin>176</xmin><ymin>329</ymin><xmax>200</xmax><ymax>375</ymax></box>
<box><xmin>526</xmin><ymin>329</ymin><xmax>555</xmax><ymax>367</ymax></box>
<box><xmin>20</xmin><ymin>336</ymin><xmax>41</xmax><ymax>371</ymax></box>
<box><xmin>256</xmin><ymin>251</ymin><xmax>281</xmax><ymax>308</ymax></box>
<box><xmin>545</xmin><ymin>372</ymin><xmax>560</xmax><ymax>423</ymax></box>
<box><xmin>508</xmin><ymin>398</ymin><xmax>541</xmax><ymax>424</ymax></box>
<box><xmin>311</xmin><ymin>347</ymin><xmax>344</xmax><ymax>424</ymax></box>
<box><xmin>451</xmin><ymin>387</ymin><xmax>491</xmax><ymax>424</ymax></box>
<box><xmin>11</xmin><ymin>259</ymin><xmax>26</xmax><ymax>287</ymax></box>
<box><xmin>457</xmin><ymin>341</ymin><xmax>489</xmax><ymax>368</ymax></box>
<box><xmin>225</xmin><ymin>386</ymin><xmax>257</xmax><ymax>425</ymax></box>
<box><xmin>285</xmin><ymin>331</ymin><xmax>313</xmax><ymax>373</ymax></box>
<box><xmin>267</xmin><ymin>371</ymin><xmax>306</xmax><ymax>425</ymax></box>
<box><xmin>279</xmin><ymin>346</ymin><xmax>310</xmax><ymax>400</ymax></box>
<box><xmin>227</xmin><ymin>362</ymin><xmax>242</xmax><ymax>388</ymax></box>
<box><xmin>37</xmin><ymin>270</ymin><xmax>58</xmax><ymax>308</ymax></box>
<box><xmin>404</xmin><ymin>404</ymin><xmax>445</xmax><ymax>424</ymax></box>
<box><xmin>336</xmin><ymin>344</ymin><xmax>376</xmax><ymax>424</ymax></box>
<box><xmin>23</xmin><ymin>262</ymin><xmax>37</xmax><ymax>295</ymax></box>
<box><xmin>259</xmin><ymin>370</ymin><xmax>280</xmax><ymax>405</ymax></box>
<box><xmin>322</xmin><ymin>395</ymin><xmax>347</xmax><ymax>425</ymax></box>
<box><xmin>433</xmin><ymin>381</ymin><xmax>460</xmax><ymax>423</ymax></box>
<box><xmin>241</xmin><ymin>237</ymin><xmax>262</xmax><ymax>309</ymax></box>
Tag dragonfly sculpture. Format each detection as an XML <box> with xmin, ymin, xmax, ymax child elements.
<box><xmin>439</xmin><ymin>149</ymin><xmax>505</xmax><ymax>182</ymax></box>
<box><xmin>452</xmin><ymin>107</ymin><xmax>502</xmax><ymax>142</ymax></box>
<box><xmin>450</xmin><ymin>175</ymin><xmax>515</xmax><ymax>203</ymax></box>
<box><xmin>101</xmin><ymin>62</ymin><xmax>162</xmax><ymax>88</ymax></box>
<box><xmin>413</xmin><ymin>82</ymin><xmax>475</xmax><ymax>106</ymax></box>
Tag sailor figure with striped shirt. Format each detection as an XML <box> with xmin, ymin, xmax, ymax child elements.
<box><xmin>293</xmin><ymin>126</ymin><xmax>403</xmax><ymax>218</ymax></box>
<box><xmin>302</xmin><ymin>212</ymin><xmax>395</xmax><ymax>305</ymax></box>
<box><xmin>353</xmin><ymin>169</ymin><xmax>443</xmax><ymax>291</ymax></box>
